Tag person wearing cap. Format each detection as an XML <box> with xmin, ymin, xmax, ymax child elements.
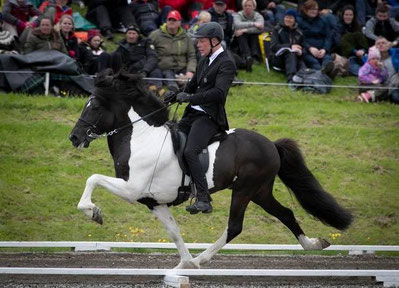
<box><xmin>78</xmin><ymin>29</ymin><xmax>105</xmax><ymax>75</ymax></box>
<box><xmin>208</xmin><ymin>0</ymin><xmax>234</xmax><ymax>48</ymax></box>
<box><xmin>99</xmin><ymin>24</ymin><xmax>161</xmax><ymax>91</ymax></box>
<box><xmin>149</xmin><ymin>10</ymin><xmax>197</xmax><ymax>92</ymax></box>
<box><xmin>233</xmin><ymin>0</ymin><xmax>264</xmax><ymax>72</ymax></box>
<box><xmin>270</xmin><ymin>9</ymin><xmax>306</xmax><ymax>85</ymax></box>
<box><xmin>163</xmin><ymin>22</ymin><xmax>236</xmax><ymax>214</ymax></box>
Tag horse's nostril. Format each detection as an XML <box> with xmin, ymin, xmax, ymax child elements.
<box><xmin>69</xmin><ymin>134</ymin><xmax>77</xmax><ymax>142</ymax></box>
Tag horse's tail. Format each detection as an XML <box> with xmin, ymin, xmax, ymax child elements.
<box><xmin>274</xmin><ymin>138</ymin><xmax>353</xmax><ymax>230</ymax></box>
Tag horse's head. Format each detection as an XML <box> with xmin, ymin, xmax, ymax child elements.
<box><xmin>69</xmin><ymin>95</ymin><xmax>115</xmax><ymax>148</ymax></box>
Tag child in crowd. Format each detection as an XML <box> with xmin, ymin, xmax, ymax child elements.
<box><xmin>78</xmin><ymin>29</ymin><xmax>105</xmax><ymax>75</ymax></box>
<box><xmin>358</xmin><ymin>47</ymin><xmax>389</xmax><ymax>102</ymax></box>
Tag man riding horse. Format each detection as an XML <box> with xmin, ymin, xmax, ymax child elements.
<box><xmin>164</xmin><ymin>22</ymin><xmax>236</xmax><ymax>214</ymax></box>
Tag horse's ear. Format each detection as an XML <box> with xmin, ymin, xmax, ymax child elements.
<box><xmin>95</xmin><ymin>68</ymin><xmax>115</xmax><ymax>87</ymax></box>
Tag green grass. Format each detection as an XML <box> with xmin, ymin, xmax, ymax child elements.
<box><xmin>0</xmin><ymin>68</ymin><xmax>398</xmax><ymax>249</ymax></box>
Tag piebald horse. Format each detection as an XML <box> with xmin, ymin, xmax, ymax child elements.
<box><xmin>69</xmin><ymin>70</ymin><xmax>353</xmax><ymax>269</ymax></box>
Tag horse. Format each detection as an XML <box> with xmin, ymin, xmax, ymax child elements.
<box><xmin>69</xmin><ymin>70</ymin><xmax>353</xmax><ymax>269</ymax></box>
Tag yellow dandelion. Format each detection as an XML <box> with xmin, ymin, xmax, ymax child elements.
<box><xmin>88</xmin><ymin>234</ymin><xmax>92</xmax><ymax>237</ymax></box>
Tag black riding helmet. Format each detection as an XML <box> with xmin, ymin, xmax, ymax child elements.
<box><xmin>192</xmin><ymin>22</ymin><xmax>224</xmax><ymax>50</ymax></box>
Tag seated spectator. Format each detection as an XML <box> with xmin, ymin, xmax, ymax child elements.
<box><xmin>0</xmin><ymin>13</ymin><xmax>20</xmax><ymax>54</ymax></box>
<box><xmin>363</xmin><ymin>4</ymin><xmax>399</xmax><ymax>46</ymax></box>
<box><xmin>54</xmin><ymin>14</ymin><xmax>78</xmax><ymax>59</ymax></box>
<box><xmin>297</xmin><ymin>0</ymin><xmax>334</xmax><ymax>74</ymax></box>
<box><xmin>129</xmin><ymin>0</ymin><xmax>159</xmax><ymax>36</ymax></box>
<box><xmin>85</xmin><ymin>0</ymin><xmax>136</xmax><ymax>40</ymax></box>
<box><xmin>24</xmin><ymin>16</ymin><xmax>67</xmax><ymax>54</ymax></box>
<box><xmin>149</xmin><ymin>10</ymin><xmax>196</xmax><ymax>92</ymax></box>
<box><xmin>333</xmin><ymin>5</ymin><xmax>369</xmax><ymax>75</ymax></box>
<box><xmin>78</xmin><ymin>29</ymin><xmax>105</xmax><ymax>75</ymax></box>
<box><xmin>2</xmin><ymin>0</ymin><xmax>41</xmax><ymax>37</ymax></box>
<box><xmin>356</xmin><ymin>0</ymin><xmax>380</xmax><ymax>26</ymax></box>
<box><xmin>39</xmin><ymin>0</ymin><xmax>72</xmax><ymax>25</ymax></box>
<box><xmin>271</xmin><ymin>9</ymin><xmax>306</xmax><ymax>84</ymax></box>
<box><xmin>208</xmin><ymin>0</ymin><xmax>234</xmax><ymax>48</ymax></box>
<box><xmin>358</xmin><ymin>46</ymin><xmax>389</xmax><ymax>102</ymax></box>
<box><xmin>158</xmin><ymin>0</ymin><xmax>194</xmax><ymax>24</ymax></box>
<box><xmin>233</xmin><ymin>0</ymin><xmax>264</xmax><ymax>72</ymax></box>
<box><xmin>99</xmin><ymin>25</ymin><xmax>161</xmax><ymax>93</ymax></box>
<box><xmin>256</xmin><ymin>0</ymin><xmax>286</xmax><ymax>29</ymax></box>
<box><xmin>188</xmin><ymin>11</ymin><xmax>211</xmax><ymax>39</ymax></box>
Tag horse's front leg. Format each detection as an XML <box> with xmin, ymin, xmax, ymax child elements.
<box><xmin>77</xmin><ymin>174</ymin><xmax>131</xmax><ymax>225</ymax></box>
<box><xmin>151</xmin><ymin>205</ymin><xmax>196</xmax><ymax>269</ymax></box>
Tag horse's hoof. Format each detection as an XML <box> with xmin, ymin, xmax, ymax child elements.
<box><xmin>318</xmin><ymin>238</ymin><xmax>331</xmax><ymax>249</ymax></box>
<box><xmin>92</xmin><ymin>206</ymin><xmax>103</xmax><ymax>225</ymax></box>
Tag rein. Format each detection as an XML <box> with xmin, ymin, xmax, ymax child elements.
<box><xmin>85</xmin><ymin>101</ymin><xmax>176</xmax><ymax>139</ymax></box>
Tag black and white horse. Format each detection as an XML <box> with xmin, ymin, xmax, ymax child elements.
<box><xmin>69</xmin><ymin>70</ymin><xmax>353</xmax><ymax>269</ymax></box>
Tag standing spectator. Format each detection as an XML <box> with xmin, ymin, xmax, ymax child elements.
<box><xmin>363</xmin><ymin>4</ymin><xmax>399</xmax><ymax>45</ymax></box>
<box><xmin>0</xmin><ymin>13</ymin><xmax>20</xmax><ymax>54</ymax></box>
<box><xmin>55</xmin><ymin>14</ymin><xmax>78</xmax><ymax>59</ymax></box>
<box><xmin>208</xmin><ymin>0</ymin><xmax>234</xmax><ymax>48</ymax></box>
<box><xmin>297</xmin><ymin>0</ymin><xmax>334</xmax><ymax>73</ymax></box>
<box><xmin>129</xmin><ymin>0</ymin><xmax>159</xmax><ymax>36</ymax></box>
<box><xmin>99</xmin><ymin>25</ymin><xmax>161</xmax><ymax>93</ymax></box>
<box><xmin>271</xmin><ymin>9</ymin><xmax>306</xmax><ymax>84</ymax></box>
<box><xmin>85</xmin><ymin>0</ymin><xmax>136</xmax><ymax>40</ymax></box>
<box><xmin>2</xmin><ymin>0</ymin><xmax>41</xmax><ymax>37</ymax></box>
<box><xmin>39</xmin><ymin>0</ymin><xmax>72</xmax><ymax>25</ymax></box>
<box><xmin>23</xmin><ymin>16</ymin><xmax>67</xmax><ymax>54</ymax></box>
<box><xmin>78</xmin><ymin>29</ymin><xmax>105</xmax><ymax>75</ymax></box>
<box><xmin>357</xmin><ymin>46</ymin><xmax>389</xmax><ymax>102</ymax></box>
<box><xmin>233</xmin><ymin>0</ymin><xmax>264</xmax><ymax>72</ymax></box>
<box><xmin>149</xmin><ymin>10</ymin><xmax>197</xmax><ymax>92</ymax></box>
<box><xmin>256</xmin><ymin>0</ymin><xmax>286</xmax><ymax>29</ymax></box>
<box><xmin>332</xmin><ymin>5</ymin><xmax>368</xmax><ymax>75</ymax></box>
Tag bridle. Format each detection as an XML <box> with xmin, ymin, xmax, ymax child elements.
<box><xmin>78</xmin><ymin>96</ymin><xmax>176</xmax><ymax>139</ymax></box>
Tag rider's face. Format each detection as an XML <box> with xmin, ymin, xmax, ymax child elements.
<box><xmin>197</xmin><ymin>38</ymin><xmax>212</xmax><ymax>56</ymax></box>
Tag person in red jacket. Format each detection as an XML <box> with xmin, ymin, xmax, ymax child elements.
<box><xmin>2</xmin><ymin>0</ymin><xmax>42</xmax><ymax>37</ymax></box>
<box><xmin>39</xmin><ymin>0</ymin><xmax>73</xmax><ymax>24</ymax></box>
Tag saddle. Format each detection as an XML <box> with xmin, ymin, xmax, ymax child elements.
<box><xmin>168</xmin><ymin>123</ymin><xmax>227</xmax><ymax>206</ymax></box>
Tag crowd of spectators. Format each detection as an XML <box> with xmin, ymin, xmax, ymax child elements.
<box><xmin>0</xmin><ymin>0</ymin><xmax>399</xmax><ymax>103</ymax></box>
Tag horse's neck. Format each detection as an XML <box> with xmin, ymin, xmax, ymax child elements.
<box><xmin>127</xmin><ymin>107</ymin><xmax>166</xmax><ymax>138</ymax></box>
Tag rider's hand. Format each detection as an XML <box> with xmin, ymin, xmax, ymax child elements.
<box><xmin>176</xmin><ymin>92</ymin><xmax>191</xmax><ymax>103</ymax></box>
<box><xmin>163</xmin><ymin>90</ymin><xmax>176</xmax><ymax>104</ymax></box>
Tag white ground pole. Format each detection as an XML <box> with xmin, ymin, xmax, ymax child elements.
<box><xmin>0</xmin><ymin>268</ymin><xmax>398</xmax><ymax>288</ymax></box>
<box><xmin>1</xmin><ymin>242</ymin><xmax>399</xmax><ymax>287</ymax></box>
<box><xmin>1</xmin><ymin>241</ymin><xmax>398</xmax><ymax>255</ymax></box>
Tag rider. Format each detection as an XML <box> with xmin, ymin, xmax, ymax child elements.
<box><xmin>164</xmin><ymin>22</ymin><xmax>236</xmax><ymax>214</ymax></box>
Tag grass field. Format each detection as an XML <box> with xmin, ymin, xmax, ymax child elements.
<box><xmin>0</xmin><ymin>66</ymin><xmax>398</xmax><ymax>249</ymax></box>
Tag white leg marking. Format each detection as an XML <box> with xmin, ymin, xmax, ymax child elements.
<box><xmin>77</xmin><ymin>174</ymin><xmax>134</xmax><ymax>218</ymax></box>
<box><xmin>152</xmin><ymin>205</ymin><xmax>193</xmax><ymax>268</ymax></box>
<box><xmin>191</xmin><ymin>228</ymin><xmax>228</xmax><ymax>267</ymax></box>
<box><xmin>298</xmin><ymin>234</ymin><xmax>330</xmax><ymax>250</ymax></box>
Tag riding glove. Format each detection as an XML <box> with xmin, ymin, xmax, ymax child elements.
<box><xmin>176</xmin><ymin>92</ymin><xmax>191</xmax><ymax>103</ymax></box>
<box><xmin>163</xmin><ymin>91</ymin><xmax>176</xmax><ymax>104</ymax></box>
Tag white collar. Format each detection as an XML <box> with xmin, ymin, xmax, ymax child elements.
<box><xmin>208</xmin><ymin>46</ymin><xmax>224</xmax><ymax>65</ymax></box>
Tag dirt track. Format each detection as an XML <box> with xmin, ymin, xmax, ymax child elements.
<box><xmin>1</xmin><ymin>252</ymin><xmax>398</xmax><ymax>287</ymax></box>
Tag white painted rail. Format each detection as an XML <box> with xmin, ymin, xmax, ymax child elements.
<box><xmin>0</xmin><ymin>268</ymin><xmax>398</xmax><ymax>287</ymax></box>
<box><xmin>1</xmin><ymin>241</ymin><xmax>398</xmax><ymax>254</ymax></box>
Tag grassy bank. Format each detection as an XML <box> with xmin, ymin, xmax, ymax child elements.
<box><xmin>0</xmin><ymin>68</ymin><xmax>398</xmax><ymax>248</ymax></box>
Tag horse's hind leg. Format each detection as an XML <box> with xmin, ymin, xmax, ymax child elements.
<box><xmin>252</xmin><ymin>183</ymin><xmax>330</xmax><ymax>250</ymax></box>
<box><xmin>189</xmin><ymin>191</ymin><xmax>252</xmax><ymax>268</ymax></box>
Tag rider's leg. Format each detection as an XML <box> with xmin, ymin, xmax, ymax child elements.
<box><xmin>183</xmin><ymin>114</ymin><xmax>218</xmax><ymax>213</ymax></box>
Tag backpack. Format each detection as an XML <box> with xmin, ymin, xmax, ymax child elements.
<box><xmin>293</xmin><ymin>68</ymin><xmax>333</xmax><ymax>94</ymax></box>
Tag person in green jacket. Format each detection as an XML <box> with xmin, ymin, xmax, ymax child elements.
<box><xmin>149</xmin><ymin>10</ymin><xmax>196</xmax><ymax>92</ymax></box>
<box><xmin>24</xmin><ymin>16</ymin><xmax>67</xmax><ymax>55</ymax></box>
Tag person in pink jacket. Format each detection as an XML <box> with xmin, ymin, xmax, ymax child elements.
<box><xmin>358</xmin><ymin>46</ymin><xmax>389</xmax><ymax>102</ymax></box>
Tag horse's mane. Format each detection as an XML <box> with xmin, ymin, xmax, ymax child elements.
<box><xmin>93</xmin><ymin>69</ymin><xmax>170</xmax><ymax>127</ymax></box>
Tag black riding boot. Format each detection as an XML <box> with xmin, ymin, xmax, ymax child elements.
<box><xmin>186</xmin><ymin>177</ymin><xmax>213</xmax><ymax>214</ymax></box>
